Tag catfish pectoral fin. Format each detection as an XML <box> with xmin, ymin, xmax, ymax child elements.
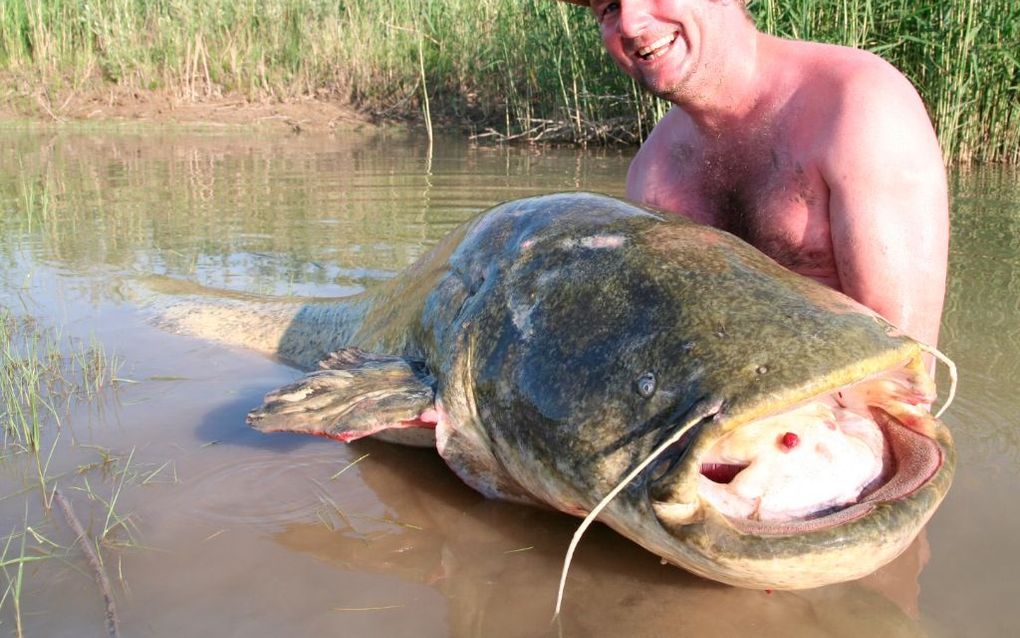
<box><xmin>246</xmin><ymin>351</ymin><xmax>436</xmax><ymax>443</ymax></box>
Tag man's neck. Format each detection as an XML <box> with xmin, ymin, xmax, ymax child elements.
<box><xmin>673</xmin><ymin>28</ymin><xmax>774</xmax><ymax>136</ymax></box>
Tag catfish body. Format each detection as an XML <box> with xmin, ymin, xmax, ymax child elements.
<box><xmin>164</xmin><ymin>193</ymin><xmax>953</xmax><ymax>589</ymax></box>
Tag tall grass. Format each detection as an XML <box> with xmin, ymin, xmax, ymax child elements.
<box><xmin>0</xmin><ymin>0</ymin><xmax>1017</xmax><ymax>161</ymax></box>
<box><xmin>0</xmin><ymin>306</ymin><xmax>130</xmax><ymax>634</ymax></box>
<box><xmin>751</xmin><ymin>0</ymin><xmax>1020</xmax><ymax>164</ymax></box>
<box><xmin>0</xmin><ymin>309</ymin><xmax>122</xmax><ymax>455</ymax></box>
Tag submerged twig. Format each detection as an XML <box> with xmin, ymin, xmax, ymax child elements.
<box><xmin>329</xmin><ymin>453</ymin><xmax>370</xmax><ymax>480</ymax></box>
<box><xmin>53</xmin><ymin>489</ymin><xmax>120</xmax><ymax>638</ymax></box>
<box><xmin>503</xmin><ymin>545</ymin><xmax>534</xmax><ymax>554</ymax></box>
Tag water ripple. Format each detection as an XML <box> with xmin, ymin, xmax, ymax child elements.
<box><xmin>176</xmin><ymin>449</ymin><xmax>356</xmax><ymax>529</ymax></box>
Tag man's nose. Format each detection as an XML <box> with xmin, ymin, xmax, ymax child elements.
<box><xmin>618</xmin><ymin>2</ymin><xmax>652</xmax><ymax>38</ymax></box>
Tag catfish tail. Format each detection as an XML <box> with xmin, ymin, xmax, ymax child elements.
<box><xmin>135</xmin><ymin>276</ymin><xmax>369</xmax><ymax>370</ymax></box>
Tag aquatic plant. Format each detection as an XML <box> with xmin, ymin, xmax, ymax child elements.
<box><xmin>0</xmin><ymin>308</ymin><xmax>122</xmax><ymax>454</ymax></box>
<box><xmin>0</xmin><ymin>306</ymin><xmax>131</xmax><ymax>633</ymax></box>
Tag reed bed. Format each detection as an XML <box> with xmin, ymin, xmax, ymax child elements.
<box><xmin>752</xmin><ymin>0</ymin><xmax>1020</xmax><ymax>165</ymax></box>
<box><xmin>0</xmin><ymin>309</ymin><xmax>121</xmax><ymax>455</ymax></box>
<box><xmin>0</xmin><ymin>0</ymin><xmax>1017</xmax><ymax>160</ymax></box>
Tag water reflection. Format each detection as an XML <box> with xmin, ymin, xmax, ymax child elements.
<box><xmin>272</xmin><ymin>439</ymin><xmax>927</xmax><ymax>638</ymax></box>
<box><xmin>0</xmin><ymin>127</ymin><xmax>1017</xmax><ymax>636</ymax></box>
<box><xmin>0</xmin><ymin>130</ymin><xmax>629</xmax><ymax>295</ymax></box>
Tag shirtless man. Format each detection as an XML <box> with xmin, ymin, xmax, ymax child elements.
<box><xmin>562</xmin><ymin>0</ymin><xmax>949</xmax><ymax>347</ymax></box>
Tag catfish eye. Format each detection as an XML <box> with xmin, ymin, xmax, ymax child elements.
<box><xmin>635</xmin><ymin>371</ymin><xmax>657</xmax><ymax>398</ymax></box>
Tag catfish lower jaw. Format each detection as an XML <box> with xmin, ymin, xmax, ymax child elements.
<box><xmin>704</xmin><ymin>412</ymin><xmax>942</xmax><ymax>536</ymax></box>
<box><xmin>644</xmin><ymin>409</ymin><xmax>949</xmax><ymax>589</ymax></box>
<box><xmin>650</xmin><ymin>365</ymin><xmax>944</xmax><ymax>537</ymax></box>
<box><xmin>697</xmin><ymin>398</ymin><xmax>889</xmax><ymax>523</ymax></box>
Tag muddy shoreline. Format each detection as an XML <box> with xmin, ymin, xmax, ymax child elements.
<box><xmin>0</xmin><ymin>86</ymin><xmax>380</xmax><ymax>134</ymax></box>
<box><xmin>0</xmin><ymin>85</ymin><xmax>639</xmax><ymax>144</ymax></box>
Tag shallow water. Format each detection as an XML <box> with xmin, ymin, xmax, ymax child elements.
<box><xmin>0</xmin><ymin>127</ymin><xmax>1016</xmax><ymax>637</ymax></box>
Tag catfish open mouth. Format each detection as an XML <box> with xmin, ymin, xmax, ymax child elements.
<box><xmin>652</xmin><ymin>360</ymin><xmax>945</xmax><ymax>536</ymax></box>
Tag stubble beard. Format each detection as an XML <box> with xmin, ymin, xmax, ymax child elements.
<box><xmin>637</xmin><ymin>72</ymin><xmax>693</xmax><ymax>105</ymax></box>
<box><xmin>632</xmin><ymin>43</ymin><xmax>697</xmax><ymax>105</ymax></box>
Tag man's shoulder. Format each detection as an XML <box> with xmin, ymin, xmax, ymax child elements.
<box><xmin>772</xmin><ymin>39</ymin><xmax>935</xmax><ymax>162</ymax></box>
<box><xmin>626</xmin><ymin>107</ymin><xmax>690</xmax><ymax>197</ymax></box>
<box><xmin>785</xmin><ymin>40</ymin><xmax>924</xmax><ymax>116</ymax></box>
<box><xmin>637</xmin><ymin>107</ymin><xmax>690</xmax><ymax>150</ymax></box>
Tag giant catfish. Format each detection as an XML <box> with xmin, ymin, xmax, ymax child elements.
<box><xmin>154</xmin><ymin>192</ymin><xmax>955</xmax><ymax>594</ymax></box>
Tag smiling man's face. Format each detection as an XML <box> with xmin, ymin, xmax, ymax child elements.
<box><xmin>589</xmin><ymin>0</ymin><xmax>742</xmax><ymax>102</ymax></box>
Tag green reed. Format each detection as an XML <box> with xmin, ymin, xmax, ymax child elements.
<box><xmin>0</xmin><ymin>309</ymin><xmax>123</xmax><ymax>518</ymax></box>
<box><xmin>0</xmin><ymin>0</ymin><xmax>1017</xmax><ymax>161</ymax></box>
<box><xmin>750</xmin><ymin>0</ymin><xmax>1020</xmax><ymax>163</ymax></box>
<box><xmin>0</xmin><ymin>309</ymin><xmax>122</xmax><ymax>456</ymax></box>
<box><xmin>0</xmin><ymin>446</ymin><xmax>144</xmax><ymax>636</ymax></box>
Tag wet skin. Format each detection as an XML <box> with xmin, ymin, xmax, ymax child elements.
<box><xmin>586</xmin><ymin>0</ymin><xmax>949</xmax><ymax>349</ymax></box>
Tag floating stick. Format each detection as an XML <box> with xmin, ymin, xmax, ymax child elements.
<box><xmin>54</xmin><ymin>489</ymin><xmax>120</xmax><ymax>638</ymax></box>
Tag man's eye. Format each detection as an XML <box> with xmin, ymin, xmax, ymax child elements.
<box><xmin>599</xmin><ymin>2</ymin><xmax>620</xmax><ymax>20</ymax></box>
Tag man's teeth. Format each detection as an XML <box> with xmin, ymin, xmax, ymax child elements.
<box><xmin>637</xmin><ymin>34</ymin><xmax>676</xmax><ymax>60</ymax></box>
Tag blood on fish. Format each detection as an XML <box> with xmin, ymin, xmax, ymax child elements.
<box><xmin>397</xmin><ymin>417</ymin><xmax>439</xmax><ymax>429</ymax></box>
<box><xmin>780</xmin><ymin>432</ymin><xmax>800</xmax><ymax>450</ymax></box>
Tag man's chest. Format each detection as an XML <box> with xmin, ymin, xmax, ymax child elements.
<box><xmin>640</xmin><ymin>143</ymin><xmax>837</xmax><ymax>279</ymax></box>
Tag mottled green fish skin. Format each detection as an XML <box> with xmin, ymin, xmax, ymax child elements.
<box><xmin>398</xmin><ymin>193</ymin><xmax>952</xmax><ymax>588</ymax></box>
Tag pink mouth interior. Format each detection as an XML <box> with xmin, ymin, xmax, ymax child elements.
<box><xmin>725</xmin><ymin>412</ymin><xmax>942</xmax><ymax>535</ymax></box>
<box><xmin>700</xmin><ymin>463</ymin><xmax>748</xmax><ymax>484</ymax></box>
<box><xmin>691</xmin><ymin>365</ymin><xmax>942</xmax><ymax>529</ymax></box>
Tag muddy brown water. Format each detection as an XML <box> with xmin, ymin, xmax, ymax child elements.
<box><xmin>0</xmin><ymin>127</ymin><xmax>1016</xmax><ymax>637</ymax></box>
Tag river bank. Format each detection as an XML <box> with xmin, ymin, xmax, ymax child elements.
<box><xmin>0</xmin><ymin>82</ymin><xmax>374</xmax><ymax>134</ymax></box>
<box><xmin>2</xmin><ymin>0</ymin><xmax>1017</xmax><ymax>159</ymax></box>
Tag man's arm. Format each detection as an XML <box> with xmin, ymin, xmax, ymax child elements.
<box><xmin>626</xmin><ymin>108</ymin><xmax>683</xmax><ymax>210</ymax></box>
<box><xmin>822</xmin><ymin>59</ymin><xmax>949</xmax><ymax>347</ymax></box>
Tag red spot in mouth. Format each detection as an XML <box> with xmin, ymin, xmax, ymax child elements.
<box><xmin>700</xmin><ymin>463</ymin><xmax>748</xmax><ymax>484</ymax></box>
<box><xmin>780</xmin><ymin>432</ymin><xmax>800</xmax><ymax>450</ymax></box>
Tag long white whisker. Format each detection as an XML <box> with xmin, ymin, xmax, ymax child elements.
<box><xmin>921</xmin><ymin>344</ymin><xmax>958</xmax><ymax>419</ymax></box>
<box><xmin>553</xmin><ymin>405</ymin><xmax>719</xmax><ymax>619</ymax></box>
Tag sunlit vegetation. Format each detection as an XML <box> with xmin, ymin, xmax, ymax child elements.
<box><xmin>752</xmin><ymin>0</ymin><xmax>1020</xmax><ymax>164</ymax></box>
<box><xmin>1</xmin><ymin>0</ymin><xmax>1016</xmax><ymax>160</ymax></box>
<box><xmin>0</xmin><ymin>309</ymin><xmax>121</xmax><ymax>454</ymax></box>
